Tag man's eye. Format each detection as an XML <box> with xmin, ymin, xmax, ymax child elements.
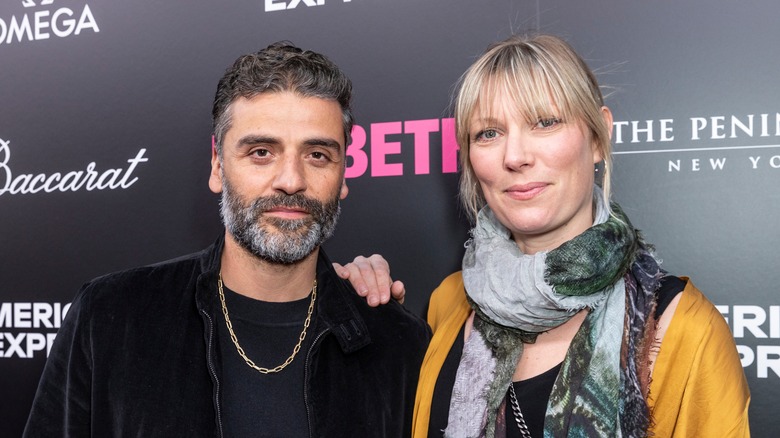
<box><xmin>253</xmin><ymin>149</ymin><xmax>270</xmax><ymax>157</ymax></box>
<box><xmin>311</xmin><ymin>151</ymin><xmax>329</xmax><ymax>160</ymax></box>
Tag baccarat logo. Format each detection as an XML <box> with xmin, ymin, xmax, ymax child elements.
<box><xmin>0</xmin><ymin>137</ymin><xmax>149</xmax><ymax>196</ymax></box>
<box><xmin>0</xmin><ymin>0</ymin><xmax>99</xmax><ymax>45</ymax></box>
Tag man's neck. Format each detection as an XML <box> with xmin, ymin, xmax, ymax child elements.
<box><xmin>219</xmin><ymin>232</ymin><xmax>319</xmax><ymax>302</ymax></box>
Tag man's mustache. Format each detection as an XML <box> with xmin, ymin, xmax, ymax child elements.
<box><xmin>249</xmin><ymin>193</ymin><xmax>326</xmax><ymax>217</ymax></box>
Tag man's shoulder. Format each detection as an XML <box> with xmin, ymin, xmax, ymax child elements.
<box><xmin>88</xmin><ymin>249</ymin><xmax>207</xmax><ymax>289</ymax></box>
<box><xmin>75</xmin><ymin>246</ymin><xmax>214</xmax><ymax>310</ymax></box>
<box><xmin>339</xmin><ymin>282</ymin><xmax>430</xmax><ymax>346</ymax></box>
<box><xmin>316</xmin><ymin>250</ymin><xmax>425</xmax><ymax>322</ymax></box>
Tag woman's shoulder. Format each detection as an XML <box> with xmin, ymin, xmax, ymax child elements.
<box><xmin>649</xmin><ymin>278</ymin><xmax>750</xmax><ymax>436</ymax></box>
<box><xmin>666</xmin><ymin>278</ymin><xmax>723</xmax><ymax>328</ymax></box>
<box><xmin>432</xmin><ymin>271</ymin><xmax>465</xmax><ymax>295</ymax></box>
<box><xmin>430</xmin><ymin>272</ymin><xmax>470</xmax><ymax>309</ymax></box>
<box><xmin>655</xmin><ymin>275</ymin><xmax>686</xmax><ymax>317</ymax></box>
<box><xmin>427</xmin><ymin>272</ymin><xmax>470</xmax><ymax>331</ymax></box>
<box><xmin>654</xmin><ymin>276</ymin><xmax>739</xmax><ymax>372</ymax></box>
<box><xmin>656</xmin><ymin>277</ymin><xmax>726</xmax><ymax>342</ymax></box>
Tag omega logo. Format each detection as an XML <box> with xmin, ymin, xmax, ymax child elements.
<box><xmin>0</xmin><ymin>0</ymin><xmax>99</xmax><ymax>44</ymax></box>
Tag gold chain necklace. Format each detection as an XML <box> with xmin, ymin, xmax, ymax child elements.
<box><xmin>217</xmin><ymin>273</ymin><xmax>317</xmax><ymax>374</ymax></box>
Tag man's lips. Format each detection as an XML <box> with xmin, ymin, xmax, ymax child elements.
<box><xmin>505</xmin><ymin>183</ymin><xmax>548</xmax><ymax>201</ymax></box>
<box><xmin>264</xmin><ymin>207</ymin><xmax>310</xmax><ymax>219</ymax></box>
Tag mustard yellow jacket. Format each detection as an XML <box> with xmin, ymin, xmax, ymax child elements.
<box><xmin>412</xmin><ymin>273</ymin><xmax>750</xmax><ymax>437</ymax></box>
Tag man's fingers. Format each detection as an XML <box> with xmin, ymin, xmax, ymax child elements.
<box><xmin>365</xmin><ymin>255</ymin><xmax>392</xmax><ymax>306</ymax></box>
<box><xmin>345</xmin><ymin>256</ymin><xmax>372</xmax><ymax>297</ymax></box>
<box><xmin>332</xmin><ymin>262</ymin><xmax>349</xmax><ymax>279</ymax></box>
<box><xmin>390</xmin><ymin>280</ymin><xmax>405</xmax><ymax>305</ymax></box>
<box><xmin>338</xmin><ymin>255</ymin><xmax>399</xmax><ymax>307</ymax></box>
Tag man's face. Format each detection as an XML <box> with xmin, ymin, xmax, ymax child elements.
<box><xmin>209</xmin><ymin>91</ymin><xmax>349</xmax><ymax>264</ymax></box>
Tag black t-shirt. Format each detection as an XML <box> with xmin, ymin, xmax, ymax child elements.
<box><xmin>428</xmin><ymin>275</ymin><xmax>686</xmax><ymax>438</ymax></box>
<box><xmin>217</xmin><ymin>285</ymin><xmax>316</xmax><ymax>438</ymax></box>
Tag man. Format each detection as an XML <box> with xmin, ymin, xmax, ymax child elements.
<box><xmin>24</xmin><ymin>42</ymin><xmax>430</xmax><ymax>437</ymax></box>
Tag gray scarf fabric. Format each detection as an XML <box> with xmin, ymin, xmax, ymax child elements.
<box><xmin>445</xmin><ymin>188</ymin><xmax>658</xmax><ymax>438</ymax></box>
<box><xmin>461</xmin><ymin>191</ymin><xmax>611</xmax><ymax>332</ymax></box>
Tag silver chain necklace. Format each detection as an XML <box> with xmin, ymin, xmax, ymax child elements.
<box><xmin>508</xmin><ymin>383</ymin><xmax>532</xmax><ymax>438</ymax></box>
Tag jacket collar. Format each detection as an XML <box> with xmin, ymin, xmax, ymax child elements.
<box><xmin>195</xmin><ymin>233</ymin><xmax>371</xmax><ymax>354</ymax></box>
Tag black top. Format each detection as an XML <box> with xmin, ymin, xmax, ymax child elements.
<box><xmin>428</xmin><ymin>275</ymin><xmax>686</xmax><ymax>438</ymax></box>
<box><xmin>218</xmin><ymin>285</ymin><xmax>315</xmax><ymax>438</ymax></box>
<box><xmin>506</xmin><ymin>363</ymin><xmax>562</xmax><ymax>438</ymax></box>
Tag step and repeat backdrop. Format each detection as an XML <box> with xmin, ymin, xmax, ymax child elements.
<box><xmin>1</xmin><ymin>0</ymin><xmax>778</xmax><ymax>435</ymax></box>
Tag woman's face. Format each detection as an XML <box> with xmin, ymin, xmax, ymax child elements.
<box><xmin>468</xmin><ymin>92</ymin><xmax>609</xmax><ymax>254</ymax></box>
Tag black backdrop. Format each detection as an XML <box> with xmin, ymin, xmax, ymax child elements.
<box><xmin>1</xmin><ymin>0</ymin><xmax>778</xmax><ymax>435</ymax></box>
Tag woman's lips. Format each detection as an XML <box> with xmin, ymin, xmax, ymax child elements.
<box><xmin>505</xmin><ymin>183</ymin><xmax>548</xmax><ymax>201</ymax></box>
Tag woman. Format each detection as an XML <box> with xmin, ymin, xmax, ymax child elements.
<box><xmin>343</xmin><ymin>34</ymin><xmax>749</xmax><ymax>437</ymax></box>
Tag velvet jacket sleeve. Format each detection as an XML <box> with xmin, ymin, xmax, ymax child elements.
<box><xmin>23</xmin><ymin>283</ymin><xmax>94</xmax><ymax>437</ymax></box>
<box><xmin>648</xmin><ymin>279</ymin><xmax>751</xmax><ymax>437</ymax></box>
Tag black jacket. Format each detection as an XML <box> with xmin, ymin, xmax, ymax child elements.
<box><xmin>24</xmin><ymin>237</ymin><xmax>431</xmax><ymax>437</ymax></box>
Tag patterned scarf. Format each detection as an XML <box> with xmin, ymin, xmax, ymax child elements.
<box><xmin>445</xmin><ymin>188</ymin><xmax>662</xmax><ymax>438</ymax></box>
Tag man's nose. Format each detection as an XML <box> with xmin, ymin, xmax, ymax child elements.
<box><xmin>272</xmin><ymin>156</ymin><xmax>307</xmax><ymax>195</ymax></box>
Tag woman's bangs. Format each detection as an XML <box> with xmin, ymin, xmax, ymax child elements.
<box><xmin>478</xmin><ymin>58</ymin><xmax>573</xmax><ymax>126</ymax></box>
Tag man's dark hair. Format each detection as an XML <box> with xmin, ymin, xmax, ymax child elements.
<box><xmin>212</xmin><ymin>42</ymin><xmax>354</xmax><ymax>155</ymax></box>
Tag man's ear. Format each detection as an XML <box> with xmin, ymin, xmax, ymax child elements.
<box><xmin>339</xmin><ymin>180</ymin><xmax>349</xmax><ymax>200</ymax></box>
<box><xmin>208</xmin><ymin>139</ymin><xmax>223</xmax><ymax>194</ymax></box>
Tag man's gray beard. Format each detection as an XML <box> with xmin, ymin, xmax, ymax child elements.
<box><xmin>220</xmin><ymin>178</ymin><xmax>341</xmax><ymax>265</ymax></box>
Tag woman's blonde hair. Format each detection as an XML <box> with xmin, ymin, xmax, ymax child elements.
<box><xmin>455</xmin><ymin>34</ymin><xmax>613</xmax><ymax>221</ymax></box>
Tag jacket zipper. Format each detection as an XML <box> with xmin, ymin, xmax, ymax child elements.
<box><xmin>201</xmin><ymin>310</ymin><xmax>225</xmax><ymax>438</ymax></box>
<box><xmin>304</xmin><ymin>328</ymin><xmax>330</xmax><ymax>438</ymax></box>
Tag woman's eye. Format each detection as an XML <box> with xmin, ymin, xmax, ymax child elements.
<box><xmin>475</xmin><ymin>129</ymin><xmax>498</xmax><ymax>141</ymax></box>
<box><xmin>535</xmin><ymin>118</ymin><xmax>561</xmax><ymax>129</ymax></box>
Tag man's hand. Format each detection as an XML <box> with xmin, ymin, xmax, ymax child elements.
<box><xmin>333</xmin><ymin>255</ymin><xmax>405</xmax><ymax>307</ymax></box>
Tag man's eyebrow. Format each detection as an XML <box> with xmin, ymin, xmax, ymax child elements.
<box><xmin>236</xmin><ymin>135</ymin><xmax>280</xmax><ymax>147</ymax></box>
<box><xmin>304</xmin><ymin>138</ymin><xmax>342</xmax><ymax>150</ymax></box>
<box><xmin>233</xmin><ymin>135</ymin><xmax>343</xmax><ymax>151</ymax></box>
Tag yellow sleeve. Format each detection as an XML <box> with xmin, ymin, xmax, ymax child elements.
<box><xmin>649</xmin><ymin>279</ymin><xmax>751</xmax><ymax>437</ymax></box>
<box><xmin>412</xmin><ymin>272</ymin><xmax>471</xmax><ymax>438</ymax></box>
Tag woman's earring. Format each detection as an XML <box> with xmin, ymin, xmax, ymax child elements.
<box><xmin>594</xmin><ymin>161</ymin><xmax>604</xmax><ymax>186</ymax></box>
